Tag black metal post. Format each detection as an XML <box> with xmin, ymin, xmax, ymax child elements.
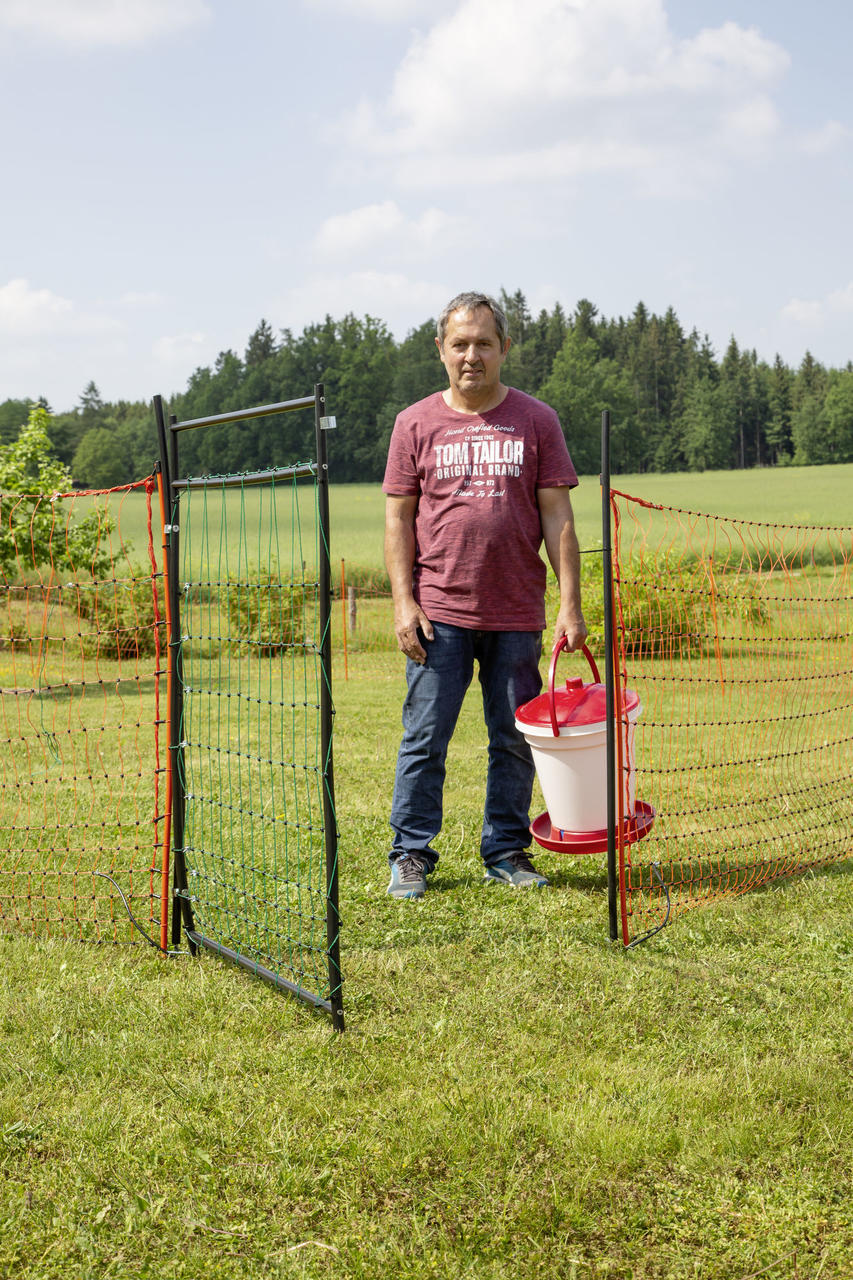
<box><xmin>601</xmin><ymin>410</ymin><xmax>618</xmax><ymax>941</ymax></box>
<box><xmin>314</xmin><ymin>384</ymin><xmax>344</xmax><ymax>1032</ymax></box>
<box><xmin>167</xmin><ymin>410</ymin><xmax>196</xmax><ymax>947</ymax></box>
<box><xmin>153</xmin><ymin>395</ymin><xmax>195</xmax><ymax>948</ymax></box>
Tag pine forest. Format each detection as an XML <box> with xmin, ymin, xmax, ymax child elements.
<box><xmin>2</xmin><ymin>289</ymin><xmax>852</xmax><ymax>485</ymax></box>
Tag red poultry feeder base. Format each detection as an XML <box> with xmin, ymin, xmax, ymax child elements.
<box><xmin>530</xmin><ymin>799</ymin><xmax>656</xmax><ymax>855</ymax></box>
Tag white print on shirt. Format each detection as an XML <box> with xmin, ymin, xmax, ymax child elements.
<box><xmin>433</xmin><ymin>436</ymin><xmax>525</xmax><ymax>481</ymax></box>
<box><xmin>444</xmin><ymin>422</ymin><xmax>517</xmax><ymax>436</ymax></box>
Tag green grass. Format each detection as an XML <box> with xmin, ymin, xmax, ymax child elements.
<box><xmin>2</xmin><ymin>655</ymin><xmax>852</xmax><ymax>1279</ymax></box>
<box><xmin>2</xmin><ymin>465</ymin><xmax>851</xmax><ymax>1277</ymax></box>
<box><xmin>90</xmin><ymin>463</ymin><xmax>853</xmax><ymax>576</ymax></box>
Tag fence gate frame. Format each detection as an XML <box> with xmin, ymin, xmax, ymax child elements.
<box><xmin>153</xmin><ymin>385</ymin><xmax>343</xmax><ymax>1030</ymax></box>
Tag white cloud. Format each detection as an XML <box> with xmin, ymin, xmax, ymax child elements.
<box><xmin>719</xmin><ymin>94</ymin><xmax>780</xmax><ymax>146</ymax></box>
<box><xmin>119</xmin><ymin>290</ymin><xmax>167</xmax><ymax>308</ymax></box>
<box><xmin>827</xmin><ymin>282</ymin><xmax>853</xmax><ymax>314</ymax></box>
<box><xmin>0</xmin><ymin>278</ymin><xmax>72</xmax><ymax>334</ymax></box>
<box><xmin>313</xmin><ymin>201</ymin><xmax>458</xmax><ymax>257</ymax></box>
<box><xmin>301</xmin><ymin>0</ymin><xmax>451</xmax><ymax>21</ymax></box>
<box><xmin>340</xmin><ymin>0</ymin><xmax>791</xmax><ymax>189</ymax></box>
<box><xmin>780</xmin><ymin>298</ymin><xmax>824</xmax><ymax>329</ymax></box>
<box><xmin>0</xmin><ymin>0</ymin><xmax>211</xmax><ymax>48</ymax></box>
<box><xmin>0</xmin><ymin>277</ymin><xmax>117</xmax><ymax>336</ymax></box>
<box><xmin>664</xmin><ymin>21</ymin><xmax>789</xmax><ymax>93</ymax></box>
<box><xmin>798</xmin><ymin>120</ymin><xmax>851</xmax><ymax>156</ymax></box>
<box><xmin>152</xmin><ymin>331</ymin><xmax>207</xmax><ymax>367</ymax></box>
<box><xmin>274</xmin><ymin>271</ymin><xmax>449</xmax><ymax>337</ymax></box>
<box><xmin>780</xmin><ymin>283</ymin><xmax>853</xmax><ymax>334</ymax></box>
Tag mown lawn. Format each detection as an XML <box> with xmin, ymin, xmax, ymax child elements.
<box><xmin>1</xmin><ymin>464</ymin><xmax>851</xmax><ymax>1277</ymax></box>
<box><xmin>1</xmin><ymin>650</ymin><xmax>851</xmax><ymax>1279</ymax></box>
<box><xmin>97</xmin><ymin>462</ymin><xmax>853</xmax><ymax>576</ymax></box>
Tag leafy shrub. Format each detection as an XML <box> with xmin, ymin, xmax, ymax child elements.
<box><xmin>547</xmin><ymin>546</ymin><xmax>768</xmax><ymax>660</ymax></box>
<box><xmin>226</xmin><ymin>570</ymin><xmax>306</xmax><ymax>655</ymax></box>
<box><xmin>0</xmin><ymin>406</ymin><xmax>113</xmax><ymax>579</ymax></box>
<box><xmin>334</xmin><ymin>564</ymin><xmax>391</xmax><ymax>598</ymax></box>
<box><xmin>0</xmin><ymin>611</ymin><xmax>33</xmax><ymax>655</ymax></box>
<box><xmin>75</xmin><ymin>570</ymin><xmax>164</xmax><ymax>660</ymax></box>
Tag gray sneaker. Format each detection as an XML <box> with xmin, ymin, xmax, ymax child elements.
<box><xmin>484</xmin><ymin>852</ymin><xmax>549</xmax><ymax>889</ymax></box>
<box><xmin>387</xmin><ymin>854</ymin><xmax>429</xmax><ymax>899</ymax></box>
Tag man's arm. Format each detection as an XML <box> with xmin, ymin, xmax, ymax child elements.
<box><xmin>384</xmin><ymin>494</ymin><xmax>434</xmax><ymax>664</ymax></box>
<box><xmin>537</xmin><ymin>485</ymin><xmax>588</xmax><ymax>651</ymax></box>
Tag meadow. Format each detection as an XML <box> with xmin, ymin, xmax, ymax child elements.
<box><xmin>1</xmin><ymin>464</ymin><xmax>851</xmax><ymax>1279</ymax></box>
<box><xmin>98</xmin><ymin>462</ymin><xmax>853</xmax><ymax>577</ymax></box>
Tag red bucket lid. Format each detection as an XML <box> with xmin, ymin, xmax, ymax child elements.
<box><xmin>515</xmin><ymin>641</ymin><xmax>639</xmax><ymax>734</ymax></box>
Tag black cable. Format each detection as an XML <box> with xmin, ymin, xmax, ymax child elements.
<box><xmin>91</xmin><ymin>871</ymin><xmax>188</xmax><ymax>956</ymax></box>
<box><xmin>625</xmin><ymin>863</ymin><xmax>671</xmax><ymax>950</ymax></box>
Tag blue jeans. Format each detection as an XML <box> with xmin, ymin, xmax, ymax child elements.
<box><xmin>389</xmin><ymin>623</ymin><xmax>542</xmax><ymax>871</ymax></box>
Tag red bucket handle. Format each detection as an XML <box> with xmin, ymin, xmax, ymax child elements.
<box><xmin>546</xmin><ymin>639</ymin><xmax>601</xmax><ymax>737</ymax></box>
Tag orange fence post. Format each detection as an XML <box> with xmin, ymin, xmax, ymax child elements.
<box><xmin>340</xmin><ymin>558</ymin><xmax>349</xmax><ymax>681</ymax></box>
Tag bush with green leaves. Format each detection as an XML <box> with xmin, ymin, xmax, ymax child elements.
<box><xmin>0</xmin><ymin>405</ymin><xmax>112</xmax><ymax>579</ymax></box>
<box><xmin>334</xmin><ymin>563</ymin><xmax>391</xmax><ymax>597</ymax></box>
<box><xmin>75</xmin><ymin>571</ymin><xmax>164</xmax><ymax>661</ymax></box>
<box><xmin>547</xmin><ymin>546</ymin><xmax>768</xmax><ymax>660</ymax></box>
<box><xmin>226</xmin><ymin>569</ymin><xmax>306</xmax><ymax>655</ymax></box>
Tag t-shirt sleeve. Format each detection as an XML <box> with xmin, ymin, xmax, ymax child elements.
<box><xmin>536</xmin><ymin>409</ymin><xmax>579</xmax><ymax>489</ymax></box>
<box><xmin>382</xmin><ymin>413</ymin><xmax>421</xmax><ymax>495</ymax></box>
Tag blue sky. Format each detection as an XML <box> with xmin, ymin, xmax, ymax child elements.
<box><xmin>1</xmin><ymin>0</ymin><xmax>851</xmax><ymax>411</ymax></box>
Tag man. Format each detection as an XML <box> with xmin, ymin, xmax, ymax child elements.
<box><xmin>383</xmin><ymin>291</ymin><xmax>587</xmax><ymax>899</ymax></box>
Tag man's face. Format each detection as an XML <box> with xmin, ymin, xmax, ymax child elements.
<box><xmin>436</xmin><ymin>306</ymin><xmax>509</xmax><ymax>401</ymax></box>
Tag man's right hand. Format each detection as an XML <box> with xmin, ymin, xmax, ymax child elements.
<box><xmin>394</xmin><ymin>601</ymin><xmax>434</xmax><ymax>664</ymax></box>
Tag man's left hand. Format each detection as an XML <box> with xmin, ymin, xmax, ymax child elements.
<box><xmin>554</xmin><ymin>611</ymin><xmax>588</xmax><ymax>652</ymax></box>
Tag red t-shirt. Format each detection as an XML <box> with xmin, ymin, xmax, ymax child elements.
<box><xmin>382</xmin><ymin>387</ymin><xmax>578</xmax><ymax>630</ymax></box>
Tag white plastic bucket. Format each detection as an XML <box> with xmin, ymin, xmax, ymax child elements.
<box><xmin>515</xmin><ymin>642</ymin><xmax>642</xmax><ymax>834</ymax></box>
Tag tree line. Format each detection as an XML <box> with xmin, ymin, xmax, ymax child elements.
<box><xmin>2</xmin><ymin>289</ymin><xmax>852</xmax><ymax>486</ymax></box>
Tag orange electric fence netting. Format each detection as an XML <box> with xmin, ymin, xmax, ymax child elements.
<box><xmin>610</xmin><ymin>491</ymin><xmax>852</xmax><ymax>946</ymax></box>
<box><xmin>0</xmin><ymin>479</ymin><xmax>167</xmax><ymax>945</ymax></box>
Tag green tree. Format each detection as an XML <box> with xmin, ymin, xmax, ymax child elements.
<box><xmin>498</xmin><ymin>287</ymin><xmax>531</xmax><ymax>345</ymax></box>
<box><xmin>539</xmin><ymin>325</ymin><xmax>635</xmax><ymax>473</ymax></box>
<box><xmin>0</xmin><ymin>398</ymin><xmax>32</xmax><ymax>446</ymax></box>
<box><xmin>718</xmin><ymin>337</ymin><xmax>751</xmax><ymax>468</ymax></box>
<box><xmin>792</xmin><ymin>350</ymin><xmax>828</xmax><ymax>407</ymax></box>
<box><xmin>823</xmin><ymin>370</ymin><xmax>853</xmax><ymax>462</ymax></box>
<box><xmin>390</xmin><ymin>319</ymin><xmax>441</xmax><ymax>407</ymax></box>
<box><xmin>679</xmin><ymin>375</ymin><xmax>732</xmax><ymax>471</ymax></box>
<box><xmin>327</xmin><ymin>314</ymin><xmax>396</xmax><ymax>480</ymax></box>
<box><xmin>499</xmin><ymin>288</ymin><xmax>539</xmax><ymax>392</ymax></box>
<box><xmin>244</xmin><ymin>318</ymin><xmax>277</xmax><ymax>368</ymax></box>
<box><xmin>791</xmin><ymin>393</ymin><xmax>829</xmax><ymax>465</ymax></box>
<box><xmin>0</xmin><ymin>405</ymin><xmax>109</xmax><ymax>576</ymax></box>
<box><xmin>72</xmin><ymin>424</ymin><xmax>134</xmax><ymax>488</ymax></box>
<box><xmin>376</xmin><ymin>319</ymin><xmax>442</xmax><ymax>469</ymax></box>
<box><xmin>765</xmin><ymin>355</ymin><xmax>794</xmax><ymax>464</ymax></box>
<box><xmin>78</xmin><ymin>380</ymin><xmax>105</xmax><ymax>428</ymax></box>
<box><xmin>190</xmin><ymin>350</ymin><xmax>247</xmax><ymax>474</ymax></box>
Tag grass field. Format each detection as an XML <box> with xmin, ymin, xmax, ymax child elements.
<box><xmin>2</xmin><ymin>655</ymin><xmax>851</xmax><ymax>1278</ymax></box>
<box><xmin>1</xmin><ymin>464</ymin><xmax>851</xmax><ymax>1278</ymax></box>
<box><xmin>100</xmin><ymin>462</ymin><xmax>853</xmax><ymax>576</ymax></box>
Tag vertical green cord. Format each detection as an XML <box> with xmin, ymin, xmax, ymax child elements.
<box><xmin>178</xmin><ymin>462</ymin><xmax>334</xmax><ymax>1000</ymax></box>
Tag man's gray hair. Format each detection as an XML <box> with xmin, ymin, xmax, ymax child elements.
<box><xmin>436</xmin><ymin>292</ymin><xmax>509</xmax><ymax>348</ymax></box>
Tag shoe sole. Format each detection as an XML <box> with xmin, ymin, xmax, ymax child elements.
<box><xmin>483</xmin><ymin>871</ymin><xmax>548</xmax><ymax>889</ymax></box>
<box><xmin>387</xmin><ymin>879</ymin><xmax>426</xmax><ymax>899</ymax></box>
